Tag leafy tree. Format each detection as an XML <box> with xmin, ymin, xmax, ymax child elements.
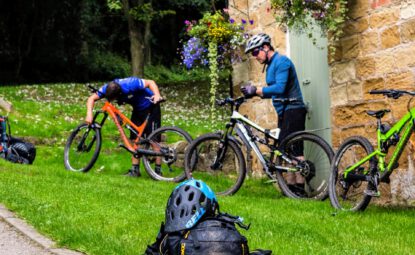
<box><xmin>107</xmin><ymin>0</ymin><xmax>175</xmax><ymax>76</ymax></box>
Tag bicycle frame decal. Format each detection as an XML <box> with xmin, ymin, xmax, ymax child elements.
<box><xmin>235</xmin><ymin>122</ymin><xmax>268</xmax><ymax>169</ymax></box>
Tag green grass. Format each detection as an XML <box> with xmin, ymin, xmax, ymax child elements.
<box><xmin>0</xmin><ymin>84</ymin><xmax>415</xmax><ymax>255</ymax></box>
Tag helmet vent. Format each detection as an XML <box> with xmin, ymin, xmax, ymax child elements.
<box><xmin>196</xmin><ymin>181</ymin><xmax>201</xmax><ymax>188</ymax></box>
<box><xmin>175</xmin><ymin>196</ymin><xmax>182</xmax><ymax>206</ymax></box>
<box><xmin>180</xmin><ymin>209</ymin><xmax>185</xmax><ymax>218</ymax></box>
<box><xmin>191</xmin><ymin>205</ymin><xmax>197</xmax><ymax>215</ymax></box>
<box><xmin>170</xmin><ymin>212</ymin><xmax>175</xmax><ymax>220</ymax></box>
<box><xmin>188</xmin><ymin>191</ymin><xmax>194</xmax><ymax>201</ymax></box>
<box><xmin>184</xmin><ymin>186</ymin><xmax>190</xmax><ymax>191</ymax></box>
<box><xmin>199</xmin><ymin>193</ymin><xmax>206</xmax><ymax>203</ymax></box>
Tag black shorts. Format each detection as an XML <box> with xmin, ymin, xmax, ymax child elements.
<box><xmin>278</xmin><ymin>107</ymin><xmax>307</xmax><ymax>156</ymax></box>
<box><xmin>130</xmin><ymin>104</ymin><xmax>161</xmax><ymax>140</ymax></box>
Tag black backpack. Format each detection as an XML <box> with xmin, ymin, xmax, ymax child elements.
<box><xmin>145</xmin><ymin>213</ymin><xmax>272</xmax><ymax>255</ymax></box>
<box><xmin>0</xmin><ymin>116</ymin><xmax>36</xmax><ymax>164</ymax></box>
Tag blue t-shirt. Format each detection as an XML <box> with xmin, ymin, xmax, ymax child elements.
<box><xmin>97</xmin><ymin>77</ymin><xmax>154</xmax><ymax>110</ymax></box>
<box><xmin>262</xmin><ymin>53</ymin><xmax>305</xmax><ymax>116</ymax></box>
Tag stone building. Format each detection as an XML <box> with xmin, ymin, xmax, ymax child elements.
<box><xmin>229</xmin><ymin>0</ymin><xmax>415</xmax><ymax>205</ymax></box>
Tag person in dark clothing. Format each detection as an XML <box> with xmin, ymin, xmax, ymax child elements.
<box><xmin>85</xmin><ymin>77</ymin><xmax>162</xmax><ymax>177</ymax></box>
<box><xmin>242</xmin><ymin>33</ymin><xmax>307</xmax><ymax>193</ymax></box>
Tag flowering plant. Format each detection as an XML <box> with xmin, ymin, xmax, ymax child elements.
<box><xmin>181</xmin><ymin>11</ymin><xmax>250</xmax><ymax>120</ymax></box>
<box><xmin>270</xmin><ymin>0</ymin><xmax>348</xmax><ymax>52</ymax></box>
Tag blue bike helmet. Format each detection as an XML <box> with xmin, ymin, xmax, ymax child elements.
<box><xmin>165</xmin><ymin>179</ymin><xmax>218</xmax><ymax>233</ymax></box>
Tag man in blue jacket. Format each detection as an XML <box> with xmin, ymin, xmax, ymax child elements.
<box><xmin>242</xmin><ymin>33</ymin><xmax>307</xmax><ymax>194</ymax></box>
<box><xmin>85</xmin><ymin>77</ymin><xmax>162</xmax><ymax>177</ymax></box>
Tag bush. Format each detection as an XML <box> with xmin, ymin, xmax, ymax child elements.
<box><xmin>83</xmin><ymin>51</ymin><xmax>132</xmax><ymax>80</ymax></box>
<box><xmin>144</xmin><ymin>65</ymin><xmax>212</xmax><ymax>84</ymax></box>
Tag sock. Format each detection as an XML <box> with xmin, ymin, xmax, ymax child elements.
<box><xmin>132</xmin><ymin>164</ymin><xmax>140</xmax><ymax>172</ymax></box>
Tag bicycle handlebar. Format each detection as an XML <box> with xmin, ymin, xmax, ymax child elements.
<box><xmin>369</xmin><ymin>89</ymin><xmax>415</xmax><ymax>99</ymax></box>
<box><xmin>87</xmin><ymin>84</ymin><xmax>99</xmax><ymax>93</ymax></box>
<box><xmin>272</xmin><ymin>98</ymin><xmax>301</xmax><ymax>104</ymax></box>
<box><xmin>215</xmin><ymin>97</ymin><xmax>245</xmax><ymax>107</ymax></box>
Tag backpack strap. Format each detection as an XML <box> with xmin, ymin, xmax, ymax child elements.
<box><xmin>217</xmin><ymin>212</ymin><xmax>251</xmax><ymax>230</ymax></box>
<box><xmin>145</xmin><ymin>222</ymin><xmax>168</xmax><ymax>255</ymax></box>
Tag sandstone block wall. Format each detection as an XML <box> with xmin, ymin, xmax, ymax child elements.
<box><xmin>331</xmin><ymin>0</ymin><xmax>415</xmax><ymax>205</ymax></box>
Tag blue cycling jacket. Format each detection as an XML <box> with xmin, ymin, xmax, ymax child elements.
<box><xmin>97</xmin><ymin>77</ymin><xmax>154</xmax><ymax>110</ymax></box>
<box><xmin>262</xmin><ymin>53</ymin><xmax>305</xmax><ymax>116</ymax></box>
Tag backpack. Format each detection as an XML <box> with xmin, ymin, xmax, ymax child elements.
<box><xmin>0</xmin><ymin>116</ymin><xmax>36</xmax><ymax>164</ymax></box>
<box><xmin>145</xmin><ymin>213</ymin><xmax>272</xmax><ymax>255</ymax></box>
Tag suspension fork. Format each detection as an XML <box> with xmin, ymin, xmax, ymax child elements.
<box><xmin>78</xmin><ymin>111</ymin><xmax>107</xmax><ymax>152</ymax></box>
<box><xmin>210</xmin><ymin>121</ymin><xmax>236</xmax><ymax>169</ymax></box>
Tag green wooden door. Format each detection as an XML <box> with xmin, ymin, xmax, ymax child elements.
<box><xmin>288</xmin><ymin>27</ymin><xmax>331</xmax><ymax>144</ymax></box>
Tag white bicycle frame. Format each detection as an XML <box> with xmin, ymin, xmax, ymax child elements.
<box><xmin>229</xmin><ymin>111</ymin><xmax>296</xmax><ymax>176</ymax></box>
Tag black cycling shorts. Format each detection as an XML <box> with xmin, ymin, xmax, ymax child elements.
<box><xmin>130</xmin><ymin>104</ymin><xmax>161</xmax><ymax>140</ymax></box>
<box><xmin>278</xmin><ymin>107</ymin><xmax>307</xmax><ymax>156</ymax></box>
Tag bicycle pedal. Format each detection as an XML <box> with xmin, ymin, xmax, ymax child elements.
<box><xmin>364</xmin><ymin>189</ymin><xmax>381</xmax><ymax>197</ymax></box>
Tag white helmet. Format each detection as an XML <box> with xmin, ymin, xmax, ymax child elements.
<box><xmin>245</xmin><ymin>33</ymin><xmax>271</xmax><ymax>54</ymax></box>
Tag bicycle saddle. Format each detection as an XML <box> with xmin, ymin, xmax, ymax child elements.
<box><xmin>366</xmin><ymin>109</ymin><xmax>390</xmax><ymax>119</ymax></box>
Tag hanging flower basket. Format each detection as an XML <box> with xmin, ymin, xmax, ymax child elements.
<box><xmin>270</xmin><ymin>0</ymin><xmax>348</xmax><ymax>53</ymax></box>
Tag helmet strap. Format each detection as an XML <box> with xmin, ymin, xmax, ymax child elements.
<box><xmin>261</xmin><ymin>48</ymin><xmax>270</xmax><ymax>73</ymax></box>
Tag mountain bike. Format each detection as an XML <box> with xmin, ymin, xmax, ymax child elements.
<box><xmin>329</xmin><ymin>89</ymin><xmax>415</xmax><ymax>211</ymax></box>
<box><xmin>64</xmin><ymin>85</ymin><xmax>192</xmax><ymax>182</ymax></box>
<box><xmin>184</xmin><ymin>96</ymin><xmax>334</xmax><ymax>198</ymax></box>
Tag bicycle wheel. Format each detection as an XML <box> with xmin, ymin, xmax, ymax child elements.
<box><xmin>275</xmin><ymin>132</ymin><xmax>334</xmax><ymax>200</ymax></box>
<box><xmin>329</xmin><ymin>136</ymin><xmax>376</xmax><ymax>211</ymax></box>
<box><xmin>184</xmin><ymin>133</ymin><xmax>246</xmax><ymax>196</ymax></box>
<box><xmin>142</xmin><ymin>126</ymin><xmax>192</xmax><ymax>182</ymax></box>
<box><xmin>64</xmin><ymin>123</ymin><xmax>101</xmax><ymax>172</ymax></box>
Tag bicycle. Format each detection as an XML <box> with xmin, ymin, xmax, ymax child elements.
<box><xmin>329</xmin><ymin>89</ymin><xmax>415</xmax><ymax>211</ymax></box>
<box><xmin>184</xmin><ymin>96</ymin><xmax>334</xmax><ymax>198</ymax></box>
<box><xmin>63</xmin><ymin>85</ymin><xmax>192</xmax><ymax>182</ymax></box>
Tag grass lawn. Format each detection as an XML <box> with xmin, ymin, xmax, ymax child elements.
<box><xmin>0</xmin><ymin>83</ymin><xmax>414</xmax><ymax>255</ymax></box>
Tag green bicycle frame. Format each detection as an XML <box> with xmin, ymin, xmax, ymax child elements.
<box><xmin>343</xmin><ymin>108</ymin><xmax>415</xmax><ymax>178</ymax></box>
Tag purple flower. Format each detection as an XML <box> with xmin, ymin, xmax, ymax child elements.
<box><xmin>181</xmin><ymin>37</ymin><xmax>208</xmax><ymax>69</ymax></box>
<box><xmin>230</xmin><ymin>18</ymin><xmax>235</xmax><ymax>24</ymax></box>
<box><xmin>249</xmin><ymin>20</ymin><xmax>254</xmax><ymax>25</ymax></box>
<box><xmin>241</xmin><ymin>19</ymin><xmax>247</xmax><ymax>24</ymax></box>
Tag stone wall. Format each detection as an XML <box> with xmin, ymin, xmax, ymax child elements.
<box><xmin>330</xmin><ymin>0</ymin><xmax>415</xmax><ymax>205</ymax></box>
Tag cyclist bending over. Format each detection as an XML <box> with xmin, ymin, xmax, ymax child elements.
<box><xmin>85</xmin><ymin>77</ymin><xmax>162</xmax><ymax>177</ymax></box>
<box><xmin>242</xmin><ymin>33</ymin><xmax>307</xmax><ymax>195</ymax></box>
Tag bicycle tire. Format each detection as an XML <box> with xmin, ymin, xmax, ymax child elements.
<box><xmin>184</xmin><ymin>133</ymin><xmax>246</xmax><ymax>196</ymax></box>
<box><xmin>64</xmin><ymin>123</ymin><xmax>101</xmax><ymax>172</ymax></box>
<box><xmin>275</xmin><ymin>132</ymin><xmax>334</xmax><ymax>200</ymax></box>
<box><xmin>329</xmin><ymin>136</ymin><xmax>376</xmax><ymax>211</ymax></box>
<box><xmin>142</xmin><ymin>126</ymin><xmax>192</xmax><ymax>182</ymax></box>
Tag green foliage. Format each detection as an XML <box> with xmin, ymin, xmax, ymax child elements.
<box><xmin>106</xmin><ymin>0</ymin><xmax>122</xmax><ymax>11</ymax></box>
<box><xmin>85</xmin><ymin>51</ymin><xmax>132</xmax><ymax>79</ymax></box>
<box><xmin>208</xmin><ymin>41</ymin><xmax>219</xmax><ymax>120</ymax></box>
<box><xmin>129</xmin><ymin>3</ymin><xmax>176</xmax><ymax>22</ymax></box>
<box><xmin>170</xmin><ymin>0</ymin><xmax>212</xmax><ymax>10</ymax></box>
<box><xmin>270</xmin><ymin>0</ymin><xmax>348</xmax><ymax>54</ymax></box>
<box><xmin>143</xmin><ymin>65</ymin><xmax>211</xmax><ymax>84</ymax></box>
<box><xmin>106</xmin><ymin>0</ymin><xmax>175</xmax><ymax>23</ymax></box>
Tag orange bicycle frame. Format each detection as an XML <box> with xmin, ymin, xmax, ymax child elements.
<box><xmin>98</xmin><ymin>101</ymin><xmax>149</xmax><ymax>153</ymax></box>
